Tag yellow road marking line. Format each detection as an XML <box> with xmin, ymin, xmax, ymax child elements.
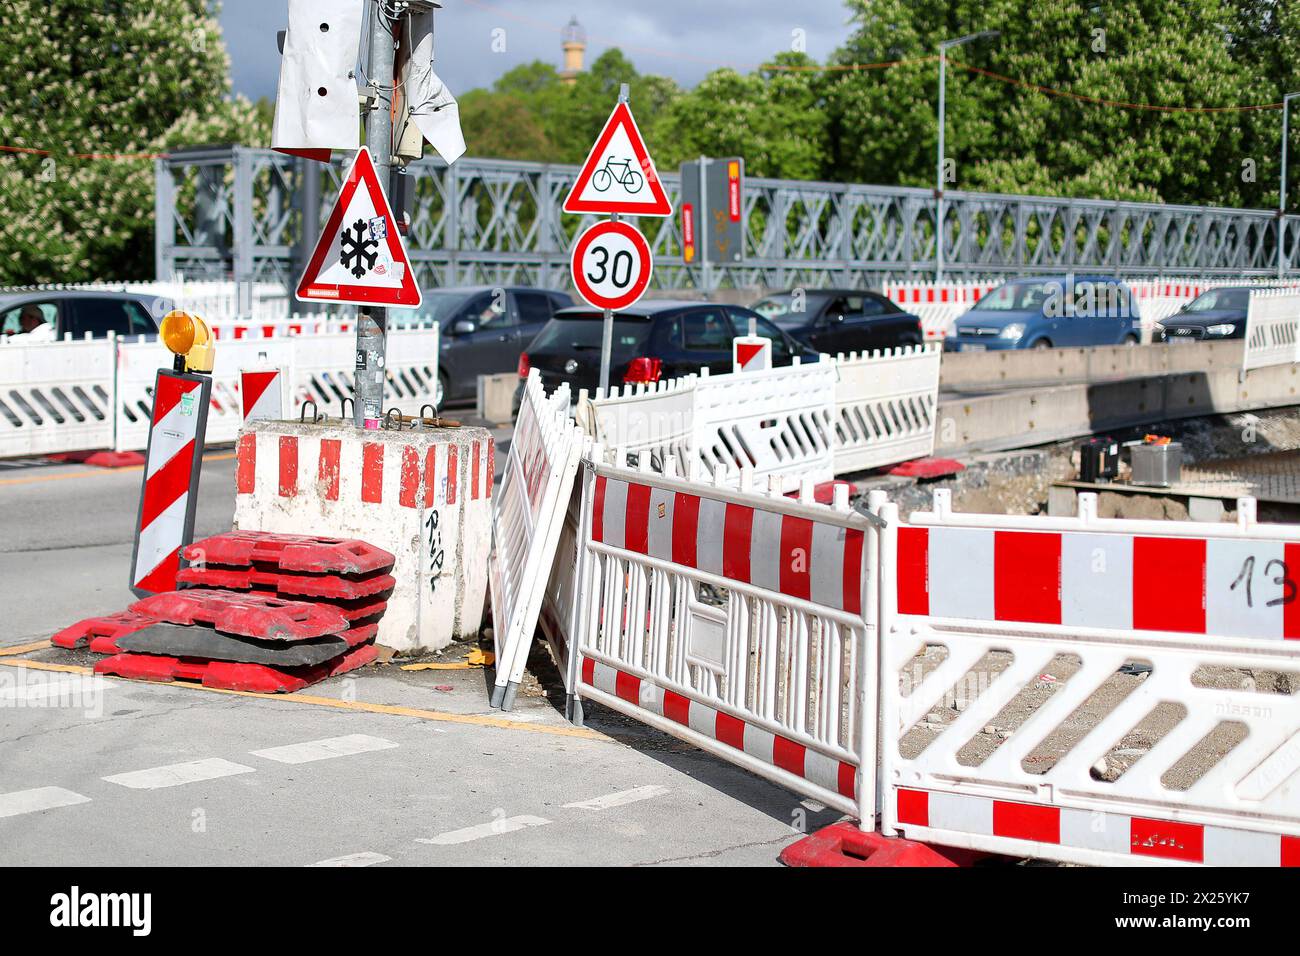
<box><xmin>0</xmin><ymin>451</ymin><xmax>236</xmax><ymax>487</ymax></box>
<box><xmin>0</xmin><ymin>640</ymin><xmax>52</xmax><ymax>657</ymax></box>
<box><xmin>0</xmin><ymin>658</ymin><xmax>607</xmax><ymax>741</ymax></box>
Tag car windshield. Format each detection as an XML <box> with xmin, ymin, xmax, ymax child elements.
<box><xmin>419</xmin><ymin>291</ymin><xmax>473</xmax><ymax>325</ymax></box>
<box><xmin>751</xmin><ymin>293</ymin><xmax>827</xmax><ymax>328</ymax></box>
<box><xmin>531</xmin><ymin>314</ymin><xmax>653</xmax><ymax>362</ymax></box>
<box><xmin>1184</xmin><ymin>289</ymin><xmax>1249</xmax><ymax>312</ymax></box>
<box><xmin>972</xmin><ymin>281</ymin><xmax>1057</xmax><ymax>312</ymax></box>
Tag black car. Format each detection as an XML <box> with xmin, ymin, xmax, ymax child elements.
<box><xmin>422</xmin><ymin>285</ymin><xmax>573</xmax><ymax>403</ymax></box>
<box><xmin>0</xmin><ymin>290</ymin><xmax>171</xmax><ymax>340</ymax></box>
<box><xmin>750</xmin><ymin>288</ymin><xmax>923</xmax><ymax>353</ymax></box>
<box><xmin>1155</xmin><ymin>286</ymin><xmax>1251</xmax><ymax>342</ymax></box>
<box><xmin>520</xmin><ymin>300</ymin><xmax>820</xmax><ymax>396</ymax></box>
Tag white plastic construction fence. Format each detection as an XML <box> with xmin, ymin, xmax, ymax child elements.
<box><xmin>490</xmin><ymin>374</ymin><xmax>1300</xmax><ymax>865</ymax></box>
<box><xmin>565</xmin><ymin>454</ymin><xmax>878</xmax><ymax>821</ymax></box>
<box><xmin>580</xmin><ymin>345</ymin><xmax>942</xmax><ymax>485</ymax></box>
<box><xmin>874</xmin><ymin>489</ymin><xmax>1300</xmax><ymax>866</ymax></box>
<box><xmin>1243</xmin><ymin>288</ymin><xmax>1300</xmax><ymax>372</ymax></box>
<box><xmin>488</xmin><ymin>369</ymin><xmax>586</xmax><ymax>709</ymax></box>
<box><xmin>0</xmin><ymin>326</ymin><xmax>439</xmax><ymax>458</ymax></box>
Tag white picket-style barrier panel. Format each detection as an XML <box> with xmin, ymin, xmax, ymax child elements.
<box><xmin>0</xmin><ymin>327</ymin><xmax>440</xmax><ymax>458</ymax></box>
<box><xmin>566</xmin><ymin>453</ymin><xmax>879</xmax><ymax>821</ymax></box>
<box><xmin>0</xmin><ymin>337</ymin><xmax>117</xmax><ymax>457</ymax></box>
<box><xmin>1244</xmin><ymin>289</ymin><xmax>1300</xmax><ymax>372</ymax></box>
<box><xmin>583</xmin><ymin>349</ymin><xmax>940</xmax><ymax>484</ymax></box>
<box><xmin>489</xmin><ymin>369</ymin><xmax>587</xmax><ymax>709</ymax></box>
<box><xmin>874</xmin><ymin>489</ymin><xmax>1300</xmax><ymax>866</ymax></box>
<box><xmin>694</xmin><ymin>359</ymin><xmax>837</xmax><ymax>491</ymax></box>
<box><xmin>579</xmin><ymin>374</ymin><xmax>696</xmax><ymax>473</ymax></box>
<box><xmin>833</xmin><ymin>345</ymin><xmax>941</xmax><ymax>474</ymax></box>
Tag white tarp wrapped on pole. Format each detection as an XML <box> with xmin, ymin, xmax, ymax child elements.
<box><xmin>271</xmin><ymin>0</ymin><xmax>364</xmax><ymax>161</ymax></box>
<box><xmin>401</xmin><ymin>7</ymin><xmax>465</xmax><ymax>163</ymax></box>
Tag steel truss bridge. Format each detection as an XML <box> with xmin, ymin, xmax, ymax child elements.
<box><xmin>155</xmin><ymin>146</ymin><xmax>1299</xmax><ymax>299</ymax></box>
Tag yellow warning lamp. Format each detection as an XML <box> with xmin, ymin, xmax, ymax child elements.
<box><xmin>160</xmin><ymin>310</ymin><xmax>215</xmax><ymax>374</ymax></box>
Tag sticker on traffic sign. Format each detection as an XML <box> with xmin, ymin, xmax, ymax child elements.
<box><xmin>570</xmin><ymin>220</ymin><xmax>653</xmax><ymax>311</ymax></box>
<box><xmin>563</xmin><ymin>102</ymin><xmax>673</xmax><ymax>217</ymax></box>
<box><xmin>295</xmin><ymin>146</ymin><xmax>421</xmax><ymax>308</ymax></box>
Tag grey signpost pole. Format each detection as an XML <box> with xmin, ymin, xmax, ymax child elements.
<box><xmin>355</xmin><ymin>0</ymin><xmax>397</xmax><ymax>427</ymax></box>
<box><xmin>597</xmin><ymin>83</ymin><xmax>631</xmax><ymax>395</ymax></box>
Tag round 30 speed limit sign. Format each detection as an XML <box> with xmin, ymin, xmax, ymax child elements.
<box><xmin>570</xmin><ymin>219</ymin><xmax>653</xmax><ymax>310</ymax></box>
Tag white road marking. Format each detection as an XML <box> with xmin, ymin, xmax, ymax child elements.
<box><xmin>307</xmin><ymin>851</ymin><xmax>392</xmax><ymax>868</ymax></box>
<box><xmin>563</xmin><ymin>785</ymin><xmax>671</xmax><ymax>811</ymax></box>
<box><xmin>415</xmin><ymin>815</ymin><xmax>551</xmax><ymax>845</ymax></box>
<box><xmin>102</xmin><ymin>757</ymin><xmax>255</xmax><ymax>790</ymax></box>
<box><xmin>0</xmin><ymin>786</ymin><xmax>91</xmax><ymax>819</ymax></box>
<box><xmin>250</xmin><ymin>734</ymin><xmax>398</xmax><ymax>765</ymax></box>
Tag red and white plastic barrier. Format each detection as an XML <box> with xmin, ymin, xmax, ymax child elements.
<box><xmin>489</xmin><ymin>369</ymin><xmax>587</xmax><ymax>709</ymax></box>
<box><xmin>565</xmin><ymin>451</ymin><xmax>878</xmax><ymax>821</ymax></box>
<box><xmin>874</xmin><ymin>489</ymin><xmax>1300</xmax><ymax>867</ymax></box>
<box><xmin>130</xmin><ymin>370</ymin><xmax>210</xmax><ymax>595</ymax></box>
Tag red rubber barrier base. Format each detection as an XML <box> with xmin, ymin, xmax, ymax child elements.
<box><xmin>779</xmin><ymin>823</ymin><xmax>982</xmax><ymax>867</ymax></box>
<box><xmin>888</xmin><ymin>457</ymin><xmax>966</xmax><ymax>479</ymax></box>
<box><xmin>176</xmin><ymin>565</ymin><xmax>396</xmax><ymax>600</ymax></box>
<box><xmin>130</xmin><ymin>588</ymin><xmax>351</xmax><ymax>641</ymax></box>
<box><xmin>46</xmin><ymin>450</ymin><xmax>146</xmax><ymax>469</ymax></box>
<box><xmin>183</xmin><ymin>531</ymin><xmax>394</xmax><ymax>576</ymax></box>
<box><xmin>50</xmin><ymin>610</ymin><xmax>159</xmax><ymax>654</ymax></box>
<box><xmin>95</xmin><ymin>641</ymin><xmax>378</xmax><ymax>694</ymax></box>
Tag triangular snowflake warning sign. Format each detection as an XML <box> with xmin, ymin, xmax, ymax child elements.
<box><xmin>563</xmin><ymin>102</ymin><xmax>673</xmax><ymax>217</ymax></box>
<box><xmin>295</xmin><ymin>147</ymin><xmax>421</xmax><ymax>308</ymax></box>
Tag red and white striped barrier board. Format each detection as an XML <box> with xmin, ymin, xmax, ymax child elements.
<box><xmin>583</xmin><ymin>657</ymin><xmax>858</xmax><ymax>805</ymax></box>
<box><xmin>874</xmin><ymin>489</ymin><xmax>1300</xmax><ymax>867</ymax></box>
<box><xmin>130</xmin><ymin>370</ymin><xmax>210</xmax><ymax>596</ymax></box>
<box><xmin>896</xmin><ymin>524</ymin><xmax>1300</xmax><ymax>641</ymax></box>
<box><xmin>240</xmin><ymin>368</ymin><xmax>284</xmax><ymax>423</ymax></box>
<box><xmin>233</xmin><ymin>421</ymin><xmax>495</xmax><ymax>653</ymax></box>
<box><xmin>567</xmin><ymin>454</ymin><xmax>878</xmax><ymax>821</ymax></box>
<box><xmin>591</xmin><ymin>473</ymin><xmax>864</xmax><ymax>614</ymax></box>
<box><xmin>895</xmin><ymin>788</ymin><xmax>1299</xmax><ymax>866</ymax></box>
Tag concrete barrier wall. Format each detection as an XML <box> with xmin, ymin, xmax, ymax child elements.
<box><xmin>939</xmin><ymin>341</ymin><xmax>1245</xmax><ymax>392</ymax></box>
<box><xmin>936</xmin><ymin>361</ymin><xmax>1300</xmax><ymax>453</ymax></box>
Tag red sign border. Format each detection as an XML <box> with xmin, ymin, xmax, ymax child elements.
<box><xmin>294</xmin><ymin>147</ymin><xmax>422</xmax><ymax>308</ymax></box>
<box><xmin>570</xmin><ymin>220</ymin><xmax>654</xmax><ymax>311</ymax></box>
<box><xmin>562</xmin><ymin>102</ymin><xmax>673</xmax><ymax>218</ymax></box>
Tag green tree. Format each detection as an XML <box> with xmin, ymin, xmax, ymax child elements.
<box><xmin>651</xmin><ymin>52</ymin><xmax>831</xmax><ymax>179</ymax></box>
<box><xmin>826</xmin><ymin>0</ymin><xmax>1274</xmax><ymax>206</ymax></box>
<box><xmin>0</xmin><ymin>0</ymin><xmax>265</xmax><ymax>284</ymax></box>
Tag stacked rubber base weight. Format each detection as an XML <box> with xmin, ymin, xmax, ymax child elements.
<box><xmin>53</xmin><ymin>531</ymin><xmax>395</xmax><ymax>694</ymax></box>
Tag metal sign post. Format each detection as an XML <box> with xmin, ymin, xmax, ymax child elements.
<box><xmin>597</xmin><ymin>84</ymin><xmax>631</xmax><ymax>394</ymax></box>
<box><xmin>355</xmin><ymin>0</ymin><xmax>397</xmax><ymax>428</ymax></box>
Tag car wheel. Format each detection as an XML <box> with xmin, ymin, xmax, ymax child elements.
<box><xmin>1122</xmin><ymin>334</ymin><xmax>1139</xmax><ymax>346</ymax></box>
<box><xmin>1031</xmin><ymin>338</ymin><xmax>1052</xmax><ymax>350</ymax></box>
<box><xmin>435</xmin><ymin>369</ymin><xmax>449</xmax><ymax>408</ymax></box>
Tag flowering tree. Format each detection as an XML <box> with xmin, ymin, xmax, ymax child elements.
<box><xmin>0</xmin><ymin>0</ymin><xmax>266</xmax><ymax>284</ymax></box>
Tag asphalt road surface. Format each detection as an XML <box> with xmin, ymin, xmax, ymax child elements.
<box><xmin>0</xmin><ymin>452</ymin><xmax>836</xmax><ymax>866</ymax></box>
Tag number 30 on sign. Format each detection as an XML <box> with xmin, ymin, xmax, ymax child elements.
<box><xmin>570</xmin><ymin>219</ymin><xmax>653</xmax><ymax>311</ymax></box>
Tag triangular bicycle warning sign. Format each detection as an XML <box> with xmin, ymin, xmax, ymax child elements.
<box><xmin>563</xmin><ymin>102</ymin><xmax>673</xmax><ymax>217</ymax></box>
<box><xmin>295</xmin><ymin>146</ymin><xmax>422</xmax><ymax>308</ymax></box>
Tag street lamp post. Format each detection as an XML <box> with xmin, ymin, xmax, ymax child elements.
<box><xmin>1280</xmin><ymin>92</ymin><xmax>1299</xmax><ymax>280</ymax></box>
<box><xmin>936</xmin><ymin>30</ymin><xmax>999</xmax><ymax>284</ymax></box>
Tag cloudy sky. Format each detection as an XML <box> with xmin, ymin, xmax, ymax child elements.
<box><xmin>219</xmin><ymin>0</ymin><xmax>853</xmax><ymax>102</ymax></box>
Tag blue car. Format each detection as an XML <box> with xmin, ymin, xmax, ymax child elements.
<box><xmin>944</xmin><ymin>275</ymin><xmax>1142</xmax><ymax>351</ymax></box>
